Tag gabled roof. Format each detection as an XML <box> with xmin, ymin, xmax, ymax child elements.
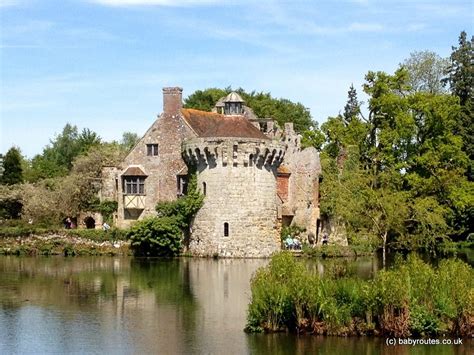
<box><xmin>122</xmin><ymin>166</ymin><xmax>147</xmax><ymax>176</ymax></box>
<box><xmin>181</xmin><ymin>108</ymin><xmax>269</xmax><ymax>140</ymax></box>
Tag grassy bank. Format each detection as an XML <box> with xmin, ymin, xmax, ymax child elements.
<box><xmin>0</xmin><ymin>225</ymin><xmax>128</xmax><ymax>241</ymax></box>
<box><xmin>0</xmin><ymin>229</ymin><xmax>130</xmax><ymax>256</ymax></box>
<box><xmin>245</xmin><ymin>252</ymin><xmax>473</xmax><ymax>337</ymax></box>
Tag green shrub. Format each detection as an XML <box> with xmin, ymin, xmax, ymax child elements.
<box><xmin>410</xmin><ymin>304</ymin><xmax>440</xmax><ymax>336</ymax></box>
<box><xmin>128</xmin><ymin>216</ymin><xmax>183</xmax><ymax>257</ymax></box>
<box><xmin>155</xmin><ymin>173</ymin><xmax>204</xmax><ymax>228</ymax></box>
<box><xmin>65</xmin><ymin>228</ymin><xmax>127</xmax><ymax>241</ymax></box>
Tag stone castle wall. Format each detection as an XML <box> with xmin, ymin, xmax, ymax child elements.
<box><xmin>183</xmin><ymin>138</ymin><xmax>285</xmax><ymax>257</ymax></box>
<box><xmin>100</xmin><ymin>167</ymin><xmax>118</xmax><ymax>201</ymax></box>
<box><xmin>110</xmin><ymin>87</ymin><xmax>196</xmax><ymax>228</ymax></box>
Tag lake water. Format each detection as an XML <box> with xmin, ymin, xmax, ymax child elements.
<box><xmin>0</xmin><ymin>256</ymin><xmax>471</xmax><ymax>354</ymax></box>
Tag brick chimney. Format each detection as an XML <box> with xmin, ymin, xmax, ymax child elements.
<box><xmin>163</xmin><ymin>87</ymin><xmax>183</xmax><ymax>115</ymax></box>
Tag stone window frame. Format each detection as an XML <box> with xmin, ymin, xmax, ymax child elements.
<box><xmin>123</xmin><ymin>176</ymin><xmax>145</xmax><ymax>195</ymax></box>
<box><xmin>146</xmin><ymin>144</ymin><xmax>159</xmax><ymax>156</ymax></box>
<box><xmin>224</xmin><ymin>222</ymin><xmax>229</xmax><ymax>237</ymax></box>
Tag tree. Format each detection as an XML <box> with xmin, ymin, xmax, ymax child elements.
<box><xmin>443</xmin><ymin>31</ymin><xmax>474</xmax><ymax>180</ymax></box>
<box><xmin>120</xmin><ymin>131</ymin><xmax>140</xmax><ymax>152</ymax></box>
<box><xmin>443</xmin><ymin>31</ymin><xmax>474</xmax><ymax>105</ymax></box>
<box><xmin>77</xmin><ymin>128</ymin><xmax>101</xmax><ymax>154</ymax></box>
<box><xmin>184</xmin><ymin>88</ymin><xmax>228</xmax><ymax>112</ymax></box>
<box><xmin>27</xmin><ymin>124</ymin><xmax>102</xmax><ymax>182</ymax></box>
<box><xmin>321</xmin><ymin>85</ymin><xmax>367</xmax><ymax>162</ymax></box>
<box><xmin>0</xmin><ymin>147</ymin><xmax>23</xmax><ymax>185</ymax></box>
<box><xmin>321</xmin><ymin>65</ymin><xmax>472</xmax><ymax>253</ymax></box>
<box><xmin>301</xmin><ymin>124</ymin><xmax>325</xmax><ymax>150</ymax></box>
<box><xmin>343</xmin><ymin>84</ymin><xmax>361</xmax><ymax>122</ymax></box>
<box><xmin>401</xmin><ymin>50</ymin><xmax>449</xmax><ymax>94</ymax></box>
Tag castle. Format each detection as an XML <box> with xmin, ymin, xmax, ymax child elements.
<box><xmin>100</xmin><ymin>87</ymin><xmax>323</xmax><ymax>257</ymax></box>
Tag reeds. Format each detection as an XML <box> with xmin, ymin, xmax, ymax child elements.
<box><xmin>245</xmin><ymin>252</ymin><xmax>473</xmax><ymax>337</ymax></box>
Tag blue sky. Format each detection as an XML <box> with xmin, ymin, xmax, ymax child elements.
<box><xmin>1</xmin><ymin>0</ymin><xmax>472</xmax><ymax>158</ymax></box>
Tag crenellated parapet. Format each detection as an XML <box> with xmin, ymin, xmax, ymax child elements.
<box><xmin>182</xmin><ymin>137</ymin><xmax>286</xmax><ymax>168</ymax></box>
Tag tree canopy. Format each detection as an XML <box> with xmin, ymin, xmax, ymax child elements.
<box><xmin>320</xmin><ymin>51</ymin><xmax>473</xmax><ymax>253</ymax></box>
<box><xmin>400</xmin><ymin>50</ymin><xmax>449</xmax><ymax>94</ymax></box>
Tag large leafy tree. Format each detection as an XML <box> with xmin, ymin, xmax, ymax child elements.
<box><xmin>401</xmin><ymin>50</ymin><xmax>449</xmax><ymax>94</ymax></box>
<box><xmin>321</xmin><ymin>64</ymin><xmax>473</xmax><ymax>253</ymax></box>
<box><xmin>120</xmin><ymin>131</ymin><xmax>140</xmax><ymax>152</ymax></box>
<box><xmin>19</xmin><ymin>143</ymin><xmax>125</xmax><ymax>224</ymax></box>
<box><xmin>184</xmin><ymin>88</ymin><xmax>228</xmax><ymax>112</ymax></box>
<box><xmin>27</xmin><ymin>124</ymin><xmax>102</xmax><ymax>182</ymax></box>
<box><xmin>0</xmin><ymin>147</ymin><xmax>23</xmax><ymax>185</ymax></box>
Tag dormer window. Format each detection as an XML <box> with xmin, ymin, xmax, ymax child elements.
<box><xmin>147</xmin><ymin>144</ymin><xmax>158</xmax><ymax>156</ymax></box>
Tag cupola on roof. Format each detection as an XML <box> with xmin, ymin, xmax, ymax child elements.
<box><xmin>223</xmin><ymin>92</ymin><xmax>245</xmax><ymax>103</ymax></box>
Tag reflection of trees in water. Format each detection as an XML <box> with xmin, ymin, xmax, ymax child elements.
<box><xmin>247</xmin><ymin>333</ymin><xmax>474</xmax><ymax>355</ymax></box>
<box><xmin>247</xmin><ymin>334</ymin><xmax>388</xmax><ymax>355</ymax></box>
<box><xmin>129</xmin><ymin>258</ymin><xmax>197</xmax><ymax>332</ymax></box>
<box><xmin>0</xmin><ymin>257</ymin><xmax>129</xmax><ymax>310</ymax></box>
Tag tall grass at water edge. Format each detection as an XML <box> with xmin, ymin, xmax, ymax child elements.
<box><xmin>245</xmin><ymin>252</ymin><xmax>473</xmax><ymax>337</ymax></box>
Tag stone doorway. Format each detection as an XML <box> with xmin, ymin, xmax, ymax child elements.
<box><xmin>84</xmin><ymin>216</ymin><xmax>96</xmax><ymax>229</ymax></box>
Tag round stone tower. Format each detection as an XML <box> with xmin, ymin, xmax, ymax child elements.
<box><xmin>182</xmin><ymin>137</ymin><xmax>285</xmax><ymax>257</ymax></box>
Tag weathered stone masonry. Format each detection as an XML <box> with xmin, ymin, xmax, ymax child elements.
<box><xmin>183</xmin><ymin>138</ymin><xmax>285</xmax><ymax>257</ymax></box>
<box><xmin>101</xmin><ymin>87</ymin><xmax>324</xmax><ymax>256</ymax></box>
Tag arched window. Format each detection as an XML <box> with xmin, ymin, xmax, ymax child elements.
<box><xmin>202</xmin><ymin>182</ymin><xmax>207</xmax><ymax>195</ymax></box>
<box><xmin>224</xmin><ymin>222</ymin><xmax>229</xmax><ymax>237</ymax></box>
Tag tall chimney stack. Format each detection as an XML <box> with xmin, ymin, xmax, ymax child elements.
<box><xmin>163</xmin><ymin>87</ymin><xmax>183</xmax><ymax>115</ymax></box>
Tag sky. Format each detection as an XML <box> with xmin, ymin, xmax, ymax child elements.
<box><xmin>0</xmin><ymin>0</ymin><xmax>472</xmax><ymax>158</ymax></box>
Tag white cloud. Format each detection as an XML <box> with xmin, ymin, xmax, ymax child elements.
<box><xmin>0</xmin><ymin>0</ymin><xmax>20</xmax><ymax>8</ymax></box>
<box><xmin>348</xmin><ymin>22</ymin><xmax>383</xmax><ymax>32</ymax></box>
<box><xmin>90</xmin><ymin>0</ymin><xmax>224</xmax><ymax>6</ymax></box>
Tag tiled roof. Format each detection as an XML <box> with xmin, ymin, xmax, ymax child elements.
<box><xmin>181</xmin><ymin>109</ymin><xmax>268</xmax><ymax>140</ymax></box>
<box><xmin>122</xmin><ymin>166</ymin><xmax>147</xmax><ymax>176</ymax></box>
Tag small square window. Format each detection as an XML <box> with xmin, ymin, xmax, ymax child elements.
<box><xmin>147</xmin><ymin>144</ymin><xmax>158</xmax><ymax>156</ymax></box>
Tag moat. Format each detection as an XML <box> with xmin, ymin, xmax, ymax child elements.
<box><xmin>0</xmin><ymin>256</ymin><xmax>472</xmax><ymax>354</ymax></box>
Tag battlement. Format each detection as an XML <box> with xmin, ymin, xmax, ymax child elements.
<box><xmin>182</xmin><ymin>137</ymin><xmax>285</xmax><ymax>168</ymax></box>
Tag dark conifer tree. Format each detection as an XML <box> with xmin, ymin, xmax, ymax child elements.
<box><xmin>343</xmin><ymin>84</ymin><xmax>360</xmax><ymax>124</ymax></box>
<box><xmin>0</xmin><ymin>147</ymin><xmax>23</xmax><ymax>185</ymax></box>
<box><xmin>443</xmin><ymin>31</ymin><xmax>474</xmax><ymax>180</ymax></box>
